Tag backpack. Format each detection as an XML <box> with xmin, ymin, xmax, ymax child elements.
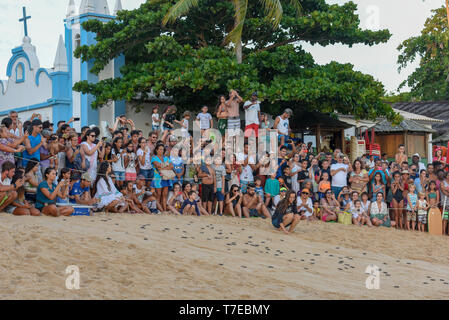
<box><xmin>74</xmin><ymin>152</ymin><xmax>90</xmax><ymax>172</ymax></box>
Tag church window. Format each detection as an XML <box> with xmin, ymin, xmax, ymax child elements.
<box><xmin>75</xmin><ymin>34</ymin><xmax>81</xmax><ymax>50</ymax></box>
<box><xmin>16</xmin><ymin>63</ymin><xmax>24</xmax><ymax>83</ymax></box>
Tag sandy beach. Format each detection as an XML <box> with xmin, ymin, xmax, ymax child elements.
<box><xmin>1</xmin><ymin>212</ymin><xmax>449</xmax><ymax>300</ymax></box>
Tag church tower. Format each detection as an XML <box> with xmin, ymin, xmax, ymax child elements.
<box><xmin>65</xmin><ymin>0</ymin><xmax>125</xmax><ymax>131</ymax></box>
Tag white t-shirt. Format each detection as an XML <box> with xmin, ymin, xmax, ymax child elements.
<box><xmin>152</xmin><ymin>114</ymin><xmax>160</xmax><ymax>126</ymax></box>
<box><xmin>276</xmin><ymin>116</ymin><xmax>289</xmax><ymax>135</ymax></box>
<box><xmin>197</xmin><ymin>113</ymin><xmax>212</xmax><ymax>130</ymax></box>
<box><xmin>297</xmin><ymin>197</ymin><xmax>313</xmax><ymax>217</ymax></box>
<box><xmin>137</xmin><ymin>148</ymin><xmax>152</xmax><ymax>170</ymax></box>
<box><xmin>0</xmin><ymin>176</ymin><xmax>11</xmax><ymax>186</ymax></box>
<box><xmin>240</xmin><ymin>154</ymin><xmax>255</xmax><ymax>182</ymax></box>
<box><xmin>111</xmin><ymin>149</ymin><xmax>125</xmax><ymax>172</ymax></box>
<box><xmin>330</xmin><ymin>163</ymin><xmax>348</xmax><ymax>187</ymax></box>
<box><xmin>243</xmin><ymin>101</ymin><xmax>260</xmax><ymax>126</ymax></box>
<box><xmin>181</xmin><ymin>118</ymin><xmax>189</xmax><ymax>137</ymax></box>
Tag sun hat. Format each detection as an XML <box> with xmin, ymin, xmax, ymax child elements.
<box><xmin>280</xmin><ymin>187</ymin><xmax>288</xmax><ymax>192</ymax></box>
<box><xmin>284</xmin><ymin>108</ymin><xmax>293</xmax><ymax>115</ymax></box>
<box><xmin>81</xmin><ymin>172</ymin><xmax>93</xmax><ymax>182</ymax></box>
<box><xmin>401</xmin><ymin>170</ymin><xmax>409</xmax><ymax>174</ymax></box>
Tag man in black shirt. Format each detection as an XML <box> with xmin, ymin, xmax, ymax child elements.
<box><xmin>297</xmin><ymin>159</ymin><xmax>309</xmax><ymax>188</ymax></box>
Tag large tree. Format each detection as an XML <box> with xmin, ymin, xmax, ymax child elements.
<box><xmin>160</xmin><ymin>0</ymin><xmax>302</xmax><ymax>63</ymax></box>
<box><xmin>74</xmin><ymin>0</ymin><xmax>398</xmax><ymax>121</ymax></box>
<box><xmin>398</xmin><ymin>6</ymin><xmax>449</xmax><ymax>100</ymax></box>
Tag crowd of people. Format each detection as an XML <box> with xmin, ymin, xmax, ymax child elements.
<box><xmin>1</xmin><ymin>90</ymin><xmax>449</xmax><ymax>237</ymax></box>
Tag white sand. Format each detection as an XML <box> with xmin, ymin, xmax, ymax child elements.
<box><xmin>0</xmin><ymin>213</ymin><xmax>449</xmax><ymax>299</ymax></box>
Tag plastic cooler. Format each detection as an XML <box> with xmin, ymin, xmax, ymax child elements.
<box><xmin>57</xmin><ymin>204</ymin><xmax>92</xmax><ymax>216</ymax></box>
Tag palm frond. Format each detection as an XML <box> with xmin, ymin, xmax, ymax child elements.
<box><xmin>258</xmin><ymin>0</ymin><xmax>283</xmax><ymax>27</ymax></box>
<box><xmin>162</xmin><ymin>0</ymin><xmax>200</xmax><ymax>25</ymax></box>
<box><xmin>224</xmin><ymin>0</ymin><xmax>248</xmax><ymax>45</ymax></box>
<box><xmin>289</xmin><ymin>0</ymin><xmax>302</xmax><ymax>16</ymax></box>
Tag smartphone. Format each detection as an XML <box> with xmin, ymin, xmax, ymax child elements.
<box><xmin>73</xmin><ymin>117</ymin><xmax>80</xmax><ymax>121</ymax></box>
<box><xmin>102</xmin><ymin>137</ymin><xmax>107</xmax><ymax>141</ymax></box>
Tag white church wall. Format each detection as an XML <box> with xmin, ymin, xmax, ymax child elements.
<box><xmin>126</xmin><ymin>102</ymin><xmax>169</xmax><ymax>137</ymax></box>
<box><xmin>0</xmin><ymin>56</ymin><xmax>52</xmax><ymax>110</ymax></box>
<box><xmin>98</xmin><ymin>60</ymin><xmax>115</xmax><ymax>129</ymax></box>
<box><xmin>0</xmin><ymin>106</ymin><xmax>52</xmax><ymax>123</ymax></box>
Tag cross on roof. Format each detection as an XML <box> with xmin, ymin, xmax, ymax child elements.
<box><xmin>19</xmin><ymin>7</ymin><xmax>31</xmax><ymax>37</ymax></box>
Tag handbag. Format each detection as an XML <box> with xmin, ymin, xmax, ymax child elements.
<box><xmin>160</xmin><ymin>169</ymin><xmax>176</xmax><ymax>180</ymax></box>
<box><xmin>338</xmin><ymin>211</ymin><xmax>353</xmax><ymax>225</ymax></box>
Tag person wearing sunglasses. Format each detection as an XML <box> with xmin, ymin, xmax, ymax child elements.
<box><xmin>319</xmin><ymin>189</ymin><xmax>338</xmax><ymax>222</ymax></box>
<box><xmin>80</xmin><ymin>129</ymin><xmax>104</xmax><ymax>181</ymax></box>
<box><xmin>224</xmin><ymin>184</ymin><xmax>242</xmax><ymax>218</ymax></box>
<box><xmin>297</xmin><ymin>188</ymin><xmax>315</xmax><ymax>220</ymax></box>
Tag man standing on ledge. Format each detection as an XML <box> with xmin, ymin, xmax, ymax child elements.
<box><xmin>225</xmin><ymin>89</ymin><xmax>243</xmax><ymax>149</ymax></box>
<box><xmin>243</xmin><ymin>92</ymin><xmax>261</xmax><ymax>140</ymax></box>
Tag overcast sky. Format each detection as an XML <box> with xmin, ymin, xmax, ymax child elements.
<box><xmin>0</xmin><ymin>0</ymin><xmax>444</xmax><ymax>93</ymax></box>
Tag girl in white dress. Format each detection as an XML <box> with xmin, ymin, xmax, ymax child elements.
<box><xmin>93</xmin><ymin>162</ymin><xmax>128</xmax><ymax>213</ymax></box>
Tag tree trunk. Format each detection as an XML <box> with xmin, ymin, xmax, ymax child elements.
<box><xmin>446</xmin><ymin>0</ymin><xmax>449</xmax><ymax>27</ymax></box>
<box><xmin>236</xmin><ymin>39</ymin><xmax>243</xmax><ymax>64</ymax></box>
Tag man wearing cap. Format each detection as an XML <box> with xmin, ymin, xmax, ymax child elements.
<box><xmin>273</xmin><ymin>108</ymin><xmax>292</xmax><ymax>146</ymax></box>
<box><xmin>243</xmin><ymin>92</ymin><xmax>261</xmax><ymax>139</ymax></box>
<box><xmin>411</xmin><ymin>153</ymin><xmax>426</xmax><ymax>172</ymax></box>
<box><xmin>69</xmin><ymin>172</ymin><xmax>98</xmax><ymax>205</ymax></box>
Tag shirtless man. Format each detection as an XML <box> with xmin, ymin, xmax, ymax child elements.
<box><xmin>198</xmin><ymin>157</ymin><xmax>216</xmax><ymax>215</ymax></box>
<box><xmin>0</xmin><ymin>161</ymin><xmax>22</xmax><ymax>212</ymax></box>
<box><xmin>395</xmin><ymin>144</ymin><xmax>408</xmax><ymax>166</ymax></box>
<box><xmin>242</xmin><ymin>183</ymin><xmax>271</xmax><ymax>219</ymax></box>
<box><xmin>225</xmin><ymin>89</ymin><xmax>243</xmax><ymax>148</ymax></box>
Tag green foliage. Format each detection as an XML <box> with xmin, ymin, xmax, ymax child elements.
<box><xmin>74</xmin><ymin>0</ymin><xmax>396</xmax><ymax>121</ymax></box>
<box><xmin>398</xmin><ymin>7</ymin><xmax>449</xmax><ymax>100</ymax></box>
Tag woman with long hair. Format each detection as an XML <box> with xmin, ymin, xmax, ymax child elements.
<box><xmin>93</xmin><ymin>162</ymin><xmax>128</xmax><ymax>213</ymax></box>
<box><xmin>349</xmin><ymin>159</ymin><xmax>369</xmax><ymax>194</ymax></box>
<box><xmin>216</xmin><ymin>95</ymin><xmax>228</xmax><ymax>144</ymax></box>
<box><xmin>390</xmin><ymin>171</ymin><xmax>405</xmax><ymax>229</ymax></box>
<box><xmin>319</xmin><ymin>189</ymin><xmax>339</xmax><ymax>222</ymax></box>
<box><xmin>369</xmin><ymin>192</ymin><xmax>395</xmax><ymax>227</ymax></box>
<box><xmin>151</xmin><ymin>144</ymin><xmax>173</xmax><ymax>211</ymax></box>
<box><xmin>80</xmin><ymin>129</ymin><xmax>104</xmax><ymax>181</ymax></box>
<box><xmin>224</xmin><ymin>184</ymin><xmax>243</xmax><ymax>217</ymax></box>
<box><xmin>111</xmin><ymin>137</ymin><xmax>125</xmax><ymax>188</ymax></box>
<box><xmin>24</xmin><ymin>159</ymin><xmax>40</xmax><ymax>203</ymax></box>
<box><xmin>137</xmin><ymin>137</ymin><xmax>152</xmax><ymax>186</ymax></box>
<box><xmin>35</xmin><ymin>167</ymin><xmax>74</xmax><ymax>217</ymax></box>
<box><xmin>272</xmin><ymin>190</ymin><xmax>301</xmax><ymax>234</ymax></box>
<box><xmin>65</xmin><ymin>133</ymin><xmax>79</xmax><ymax>170</ymax></box>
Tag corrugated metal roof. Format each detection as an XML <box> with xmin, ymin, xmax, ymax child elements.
<box><xmin>393</xmin><ymin>101</ymin><xmax>449</xmax><ymax>134</ymax></box>
<box><xmin>392</xmin><ymin>108</ymin><xmax>443</xmax><ymax>123</ymax></box>
<box><xmin>374</xmin><ymin>119</ymin><xmax>436</xmax><ymax>133</ymax></box>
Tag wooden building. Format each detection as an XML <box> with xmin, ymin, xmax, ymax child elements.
<box><xmin>373</xmin><ymin>119</ymin><xmax>436</xmax><ymax>159</ymax></box>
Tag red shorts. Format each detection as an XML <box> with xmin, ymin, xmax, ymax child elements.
<box><xmin>244</xmin><ymin>124</ymin><xmax>259</xmax><ymax>138</ymax></box>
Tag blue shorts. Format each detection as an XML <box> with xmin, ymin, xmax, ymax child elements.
<box><xmin>215</xmin><ymin>189</ymin><xmax>225</xmax><ymax>201</ymax></box>
<box><xmin>139</xmin><ymin>169</ymin><xmax>153</xmax><ymax>181</ymax></box>
<box><xmin>272</xmin><ymin>215</ymin><xmax>292</xmax><ymax>229</ymax></box>
<box><xmin>114</xmin><ymin>171</ymin><xmax>125</xmax><ymax>182</ymax></box>
<box><xmin>151</xmin><ymin>178</ymin><xmax>172</xmax><ymax>189</ymax></box>
<box><xmin>152</xmin><ymin>126</ymin><xmax>160</xmax><ymax>132</ymax></box>
<box><xmin>249</xmin><ymin>209</ymin><xmax>260</xmax><ymax>217</ymax></box>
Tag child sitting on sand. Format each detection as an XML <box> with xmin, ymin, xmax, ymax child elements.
<box><xmin>191</xmin><ymin>183</ymin><xmax>210</xmax><ymax>216</ymax></box>
<box><xmin>121</xmin><ymin>181</ymin><xmax>146</xmax><ymax>214</ymax></box>
<box><xmin>180</xmin><ymin>190</ymin><xmax>201</xmax><ymax>216</ymax></box>
<box><xmin>167</xmin><ymin>182</ymin><xmax>184</xmax><ymax>215</ymax></box>
<box><xmin>313</xmin><ymin>200</ymin><xmax>320</xmax><ymax>220</ymax></box>
<box><xmin>338</xmin><ymin>186</ymin><xmax>351</xmax><ymax>211</ymax></box>
<box><xmin>417</xmin><ymin>191</ymin><xmax>428</xmax><ymax>232</ymax></box>
<box><xmin>350</xmin><ymin>200</ymin><xmax>363</xmax><ymax>226</ymax></box>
